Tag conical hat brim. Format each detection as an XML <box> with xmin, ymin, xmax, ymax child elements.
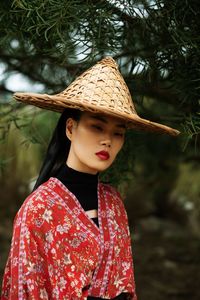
<box><xmin>13</xmin><ymin>92</ymin><xmax>180</xmax><ymax>136</ymax></box>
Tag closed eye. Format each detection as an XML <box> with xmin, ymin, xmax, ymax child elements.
<box><xmin>92</xmin><ymin>124</ymin><xmax>125</xmax><ymax>137</ymax></box>
<box><xmin>92</xmin><ymin>125</ymin><xmax>103</xmax><ymax>131</ymax></box>
<box><xmin>114</xmin><ymin>132</ymin><xmax>124</xmax><ymax>137</ymax></box>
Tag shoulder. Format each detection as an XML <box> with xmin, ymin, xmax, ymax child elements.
<box><xmin>14</xmin><ymin>178</ymin><xmax>61</xmax><ymax>229</ymax></box>
<box><xmin>18</xmin><ymin>179</ymin><xmax>53</xmax><ymax>209</ymax></box>
<box><xmin>100</xmin><ymin>182</ymin><xmax>124</xmax><ymax>204</ymax></box>
<box><xmin>100</xmin><ymin>182</ymin><xmax>120</xmax><ymax>196</ymax></box>
<box><xmin>100</xmin><ymin>183</ymin><xmax>129</xmax><ymax>222</ymax></box>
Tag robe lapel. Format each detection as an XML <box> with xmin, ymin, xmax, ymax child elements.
<box><xmin>48</xmin><ymin>177</ymin><xmax>100</xmax><ymax>241</ymax></box>
<box><xmin>89</xmin><ymin>183</ymin><xmax>115</xmax><ymax>296</ymax></box>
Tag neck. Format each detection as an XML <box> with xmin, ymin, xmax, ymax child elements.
<box><xmin>66</xmin><ymin>160</ymin><xmax>98</xmax><ymax>175</ymax></box>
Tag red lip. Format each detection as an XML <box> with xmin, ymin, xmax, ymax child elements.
<box><xmin>95</xmin><ymin>151</ymin><xmax>110</xmax><ymax>160</ymax></box>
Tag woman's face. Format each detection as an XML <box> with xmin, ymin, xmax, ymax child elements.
<box><xmin>65</xmin><ymin>111</ymin><xmax>126</xmax><ymax>174</ymax></box>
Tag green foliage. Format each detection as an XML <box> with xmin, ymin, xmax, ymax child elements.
<box><xmin>0</xmin><ymin>0</ymin><xmax>199</xmax><ymax>138</ymax></box>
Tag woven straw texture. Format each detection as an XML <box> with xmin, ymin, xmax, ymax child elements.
<box><xmin>14</xmin><ymin>57</ymin><xmax>180</xmax><ymax>136</ymax></box>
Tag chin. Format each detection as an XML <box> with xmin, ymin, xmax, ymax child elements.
<box><xmin>86</xmin><ymin>160</ymin><xmax>112</xmax><ymax>173</ymax></box>
<box><xmin>95</xmin><ymin>164</ymin><xmax>111</xmax><ymax>172</ymax></box>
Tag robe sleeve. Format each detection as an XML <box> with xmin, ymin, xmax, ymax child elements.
<box><xmin>1</xmin><ymin>194</ymin><xmax>87</xmax><ymax>299</ymax></box>
<box><xmin>1</xmin><ymin>223</ymin><xmax>51</xmax><ymax>299</ymax></box>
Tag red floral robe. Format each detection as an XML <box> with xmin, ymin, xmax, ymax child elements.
<box><xmin>1</xmin><ymin>177</ymin><xmax>137</xmax><ymax>299</ymax></box>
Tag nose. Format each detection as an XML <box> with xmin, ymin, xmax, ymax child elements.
<box><xmin>100</xmin><ymin>138</ymin><xmax>111</xmax><ymax>148</ymax></box>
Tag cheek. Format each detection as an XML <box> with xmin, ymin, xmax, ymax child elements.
<box><xmin>72</xmin><ymin>128</ymin><xmax>96</xmax><ymax>154</ymax></box>
<box><xmin>114</xmin><ymin>138</ymin><xmax>124</xmax><ymax>153</ymax></box>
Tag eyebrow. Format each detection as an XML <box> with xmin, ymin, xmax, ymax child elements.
<box><xmin>90</xmin><ymin>115</ymin><xmax>126</xmax><ymax>129</ymax></box>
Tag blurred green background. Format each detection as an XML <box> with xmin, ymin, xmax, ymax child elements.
<box><xmin>0</xmin><ymin>1</ymin><xmax>200</xmax><ymax>299</ymax></box>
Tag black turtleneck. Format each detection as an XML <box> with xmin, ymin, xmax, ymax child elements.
<box><xmin>56</xmin><ymin>164</ymin><xmax>99</xmax><ymax>226</ymax></box>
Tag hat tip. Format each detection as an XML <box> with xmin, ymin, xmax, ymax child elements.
<box><xmin>100</xmin><ymin>57</ymin><xmax>118</xmax><ymax>69</ymax></box>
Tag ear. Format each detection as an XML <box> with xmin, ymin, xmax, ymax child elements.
<box><xmin>65</xmin><ymin>118</ymin><xmax>76</xmax><ymax>141</ymax></box>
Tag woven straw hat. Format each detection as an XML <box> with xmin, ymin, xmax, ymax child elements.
<box><xmin>14</xmin><ymin>57</ymin><xmax>180</xmax><ymax>136</ymax></box>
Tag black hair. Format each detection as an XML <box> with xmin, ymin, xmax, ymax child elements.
<box><xmin>32</xmin><ymin>108</ymin><xmax>82</xmax><ymax>191</ymax></box>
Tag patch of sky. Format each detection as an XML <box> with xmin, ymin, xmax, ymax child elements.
<box><xmin>132</xmin><ymin>59</ymin><xmax>147</xmax><ymax>74</ymax></box>
<box><xmin>5</xmin><ymin>73</ymin><xmax>44</xmax><ymax>93</ymax></box>
<box><xmin>10</xmin><ymin>39</ymin><xmax>20</xmax><ymax>49</ymax></box>
<box><xmin>0</xmin><ymin>63</ymin><xmax>6</xmax><ymax>80</ymax></box>
<box><xmin>108</xmin><ymin>0</ymin><xmax>149</xmax><ymax>18</ymax></box>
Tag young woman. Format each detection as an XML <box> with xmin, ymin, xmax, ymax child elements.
<box><xmin>1</xmin><ymin>57</ymin><xmax>179</xmax><ymax>300</ymax></box>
